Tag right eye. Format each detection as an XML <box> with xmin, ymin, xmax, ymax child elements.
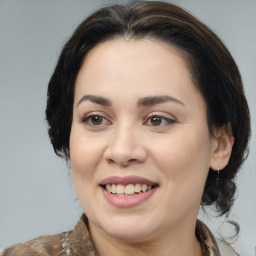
<box><xmin>81</xmin><ymin>114</ymin><xmax>111</xmax><ymax>126</ymax></box>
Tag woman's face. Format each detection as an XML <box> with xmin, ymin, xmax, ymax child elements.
<box><xmin>70</xmin><ymin>39</ymin><xmax>218</xmax><ymax>242</ymax></box>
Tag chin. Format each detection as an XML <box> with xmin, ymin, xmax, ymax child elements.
<box><xmin>94</xmin><ymin>213</ymin><xmax>160</xmax><ymax>242</ymax></box>
<box><xmin>105</xmin><ymin>225</ymin><xmax>155</xmax><ymax>242</ymax></box>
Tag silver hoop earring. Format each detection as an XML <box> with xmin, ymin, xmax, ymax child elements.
<box><xmin>217</xmin><ymin>168</ymin><xmax>220</xmax><ymax>181</ymax></box>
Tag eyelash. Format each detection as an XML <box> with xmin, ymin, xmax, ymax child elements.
<box><xmin>81</xmin><ymin>113</ymin><xmax>110</xmax><ymax>126</ymax></box>
<box><xmin>81</xmin><ymin>113</ymin><xmax>176</xmax><ymax>127</ymax></box>
<box><xmin>144</xmin><ymin>114</ymin><xmax>176</xmax><ymax>127</ymax></box>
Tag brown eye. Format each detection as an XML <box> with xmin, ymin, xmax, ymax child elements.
<box><xmin>150</xmin><ymin>116</ymin><xmax>162</xmax><ymax>126</ymax></box>
<box><xmin>82</xmin><ymin>114</ymin><xmax>109</xmax><ymax>126</ymax></box>
<box><xmin>144</xmin><ymin>115</ymin><xmax>176</xmax><ymax>127</ymax></box>
<box><xmin>91</xmin><ymin>116</ymin><xmax>103</xmax><ymax>125</ymax></box>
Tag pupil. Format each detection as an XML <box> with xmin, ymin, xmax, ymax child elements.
<box><xmin>92</xmin><ymin>116</ymin><xmax>102</xmax><ymax>125</ymax></box>
<box><xmin>151</xmin><ymin>117</ymin><xmax>161</xmax><ymax>126</ymax></box>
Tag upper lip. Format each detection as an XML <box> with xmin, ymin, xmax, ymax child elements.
<box><xmin>100</xmin><ymin>176</ymin><xmax>158</xmax><ymax>186</ymax></box>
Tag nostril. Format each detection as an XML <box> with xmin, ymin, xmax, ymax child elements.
<box><xmin>106</xmin><ymin>157</ymin><xmax>146</xmax><ymax>167</ymax></box>
<box><xmin>105</xmin><ymin>153</ymin><xmax>135</xmax><ymax>166</ymax></box>
<box><xmin>103</xmin><ymin>137</ymin><xmax>147</xmax><ymax>166</ymax></box>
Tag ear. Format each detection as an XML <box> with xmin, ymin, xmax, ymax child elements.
<box><xmin>209</xmin><ymin>124</ymin><xmax>235</xmax><ymax>171</ymax></box>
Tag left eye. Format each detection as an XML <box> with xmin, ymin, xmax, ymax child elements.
<box><xmin>90</xmin><ymin>116</ymin><xmax>104</xmax><ymax>125</ymax></box>
<box><xmin>144</xmin><ymin>115</ymin><xmax>175</xmax><ymax>126</ymax></box>
<box><xmin>82</xmin><ymin>114</ymin><xmax>110</xmax><ymax>126</ymax></box>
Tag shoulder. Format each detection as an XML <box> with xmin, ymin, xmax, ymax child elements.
<box><xmin>0</xmin><ymin>232</ymin><xmax>67</xmax><ymax>256</ymax></box>
<box><xmin>196</xmin><ymin>220</ymin><xmax>240</xmax><ymax>256</ymax></box>
<box><xmin>217</xmin><ymin>239</ymin><xmax>240</xmax><ymax>256</ymax></box>
<box><xmin>0</xmin><ymin>214</ymin><xmax>97</xmax><ymax>256</ymax></box>
<box><xmin>196</xmin><ymin>219</ymin><xmax>221</xmax><ymax>256</ymax></box>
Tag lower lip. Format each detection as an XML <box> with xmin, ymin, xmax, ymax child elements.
<box><xmin>101</xmin><ymin>186</ymin><xmax>157</xmax><ymax>208</ymax></box>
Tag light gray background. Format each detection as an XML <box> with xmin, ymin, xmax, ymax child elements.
<box><xmin>0</xmin><ymin>0</ymin><xmax>255</xmax><ymax>255</ymax></box>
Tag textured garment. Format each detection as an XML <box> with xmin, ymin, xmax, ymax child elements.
<box><xmin>0</xmin><ymin>214</ymin><xmax>220</xmax><ymax>256</ymax></box>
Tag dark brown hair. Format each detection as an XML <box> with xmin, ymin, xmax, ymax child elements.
<box><xmin>46</xmin><ymin>1</ymin><xmax>250</xmax><ymax>217</ymax></box>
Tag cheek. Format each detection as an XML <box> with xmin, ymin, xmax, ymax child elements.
<box><xmin>69</xmin><ymin>130</ymin><xmax>104</xmax><ymax>214</ymax></box>
<box><xmin>69</xmin><ymin>129</ymin><xmax>104</xmax><ymax>193</ymax></box>
<box><xmin>70</xmin><ymin>129</ymin><xmax>101</xmax><ymax>170</ymax></box>
<box><xmin>151</xmin><ymin>130</ymin><xmax>211</xmax><ymax>191</ymax></box>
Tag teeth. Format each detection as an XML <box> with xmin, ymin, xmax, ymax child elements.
<box><xmin>111</xmin><ymin>184</ymin><xmax>117</xmax><ymax>193</ymax></box>
<box><xmin>141</xmin><ymin>184</ymin><xmax>147</xmax><ymax>192</ymax></box>
<box><xmin>125</xmin><ymin>184</ymin><xmax>135</xmax><ymax>195</ymax></box>
<box><xmin>105</xmin><ymin>183</ymin><xmax>154</xmax><ymax>195</ymax></box>
<box><xmin>106</xmin><ymin>184</ymin><xmax>112</xmax><ymax>193</ymax></box>
<box><xmin>134</xmin><ymin>184</ymin><xmax>142</xmax><ymax>193</ymax></box>
<box><xmin>116</xmin><ymin>184</ymin><xmax>125</xmax><ymax>194</ymax></box>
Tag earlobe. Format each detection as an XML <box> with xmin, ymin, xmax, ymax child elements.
<box><xmin>209</xmin><ymin>125</ymin><xmax>235</xmax><ymax>171</ymax></box>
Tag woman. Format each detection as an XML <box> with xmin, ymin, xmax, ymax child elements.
<box><xmin>1</xmin><ymin>1</ymin><xmax>250</xmax><ymax>255</ymax></box>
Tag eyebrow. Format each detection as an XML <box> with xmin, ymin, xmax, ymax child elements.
<box><xmin>76</xmin><ymin>94</ymin><xmax>185</xmax><ymax>108</ymax></box>
<box><xmin>137</xmin><ymin>95</ymin><xmax>185</xmax><ymax>107</ymax></box>
<box><xmin>76</xmin><ymin>95</ymin><xmax>112</xmax><ymax>107</ymax></box>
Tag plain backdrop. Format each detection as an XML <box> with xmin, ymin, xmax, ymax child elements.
<box><xmin>0</xmin><ymin>0</ymin><xmax>255</xmax><ymax>255</ymax></box>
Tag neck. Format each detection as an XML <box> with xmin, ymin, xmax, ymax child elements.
<box><xmin>89</xmin><ymin>220</ymin><xmax>202</xmax><ymax>256</ymax></box>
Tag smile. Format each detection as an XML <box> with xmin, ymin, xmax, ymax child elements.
<box><xmin>100</xmin><ymin>176</ymin><xmax>159</xmax><ymax>208</ymax></box>
<box><xmin>103</xmin><ymin>183</ymin><xmax>156</xmax><ymax>196</ymax></box>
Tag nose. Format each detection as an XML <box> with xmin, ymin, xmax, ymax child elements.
<box><xmin>103</xmin><ymin>125</ymin><xmax>147</xmax><ymax>167</ymax></box>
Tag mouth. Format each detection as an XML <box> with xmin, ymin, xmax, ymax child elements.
<box><xmin>101</xmin><ymin>183</ymin><xmax>158</xmax><ymax>197</ymax></box>
<box><xmin>99</xmin><ymin>177</ymin><xmax>159</xmax><ymax>208</ymax></box>
<box><xmin>99</xmin><ymin>175</ymin><xmax>159</xmax><ymax>201</ymax></box>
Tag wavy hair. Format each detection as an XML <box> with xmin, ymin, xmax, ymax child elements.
<box><xmin>46</xmin><ymin>1</ymin><xmax>250</xmax><ymax>217</ymax></box>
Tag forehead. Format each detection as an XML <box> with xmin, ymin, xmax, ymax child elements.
<box><xmin>80</xmin><ymin>38</ymin><xmax>191</xmax><ymax>77</ymax></box>
<box><xmin>74</xmin><ymin>38</ymin><xmax>203</xmax><ymax>108</ymax></box>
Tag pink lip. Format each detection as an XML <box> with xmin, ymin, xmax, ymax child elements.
<box><xmin>100</xmin><ymin>176</ymin><xmax>157</xmax><ymax>186</ymax></box>
<box><xmin>100</xmin><ymin>186</ymin><xmax>157</xmax><ymax>208</ymax></box>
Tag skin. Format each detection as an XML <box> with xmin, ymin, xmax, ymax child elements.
<box><xmin>70</xmin><ymin>38</ymin><xmax>234</xmax><ymax>256</ymax></box>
